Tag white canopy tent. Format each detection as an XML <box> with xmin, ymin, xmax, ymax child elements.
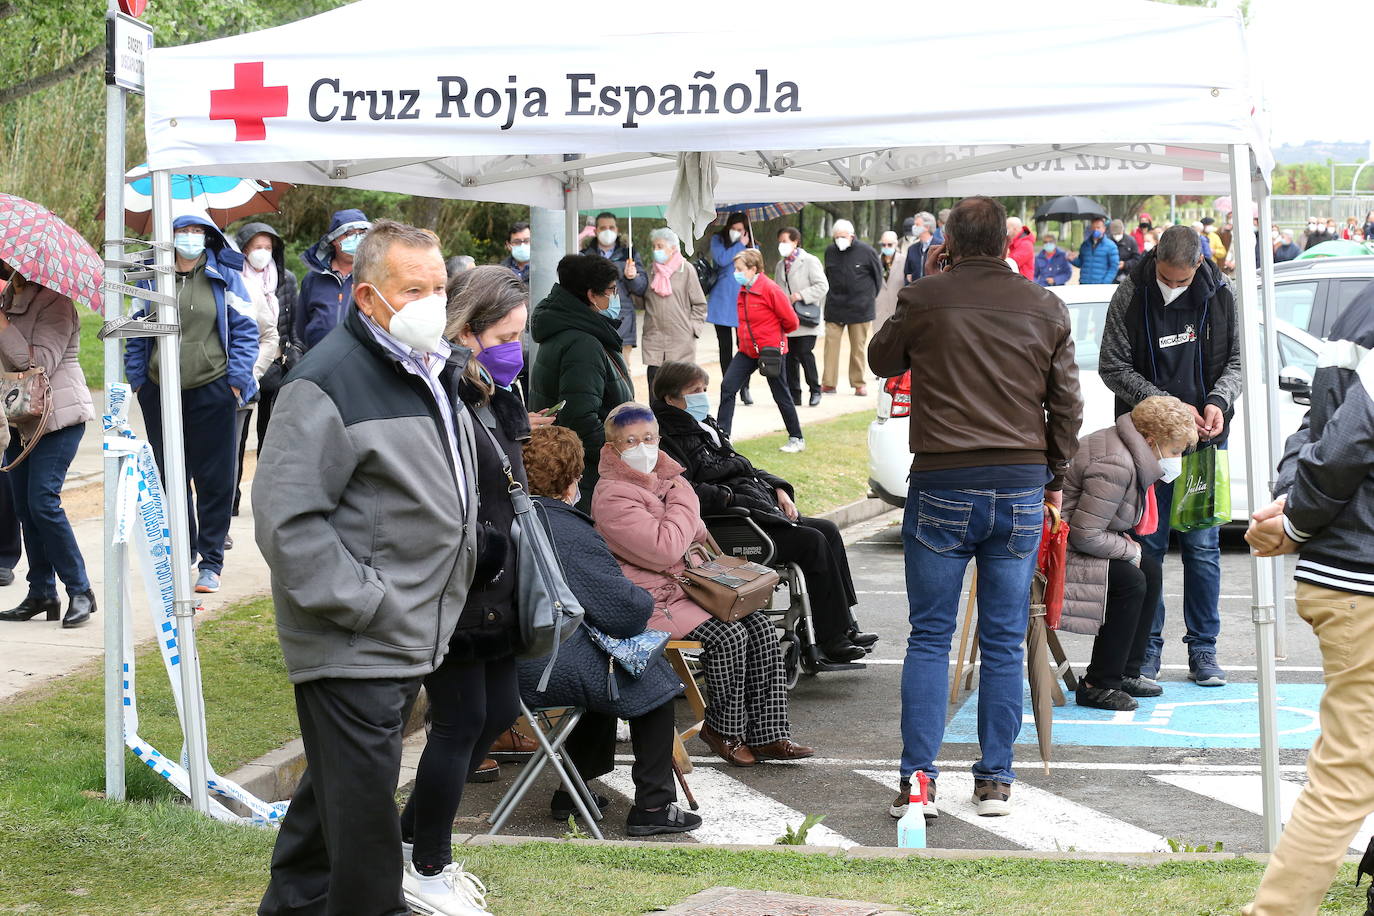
<box><xmin>122</xmin><ymin>0</ymin><xmax>1289</xmax><ymax>847</ymax></box>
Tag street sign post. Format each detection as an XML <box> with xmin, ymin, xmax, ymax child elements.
<box><xmin>105</xmin><ymin>12</ymin><xmax>153</xmax><ymax>95</ymax></box>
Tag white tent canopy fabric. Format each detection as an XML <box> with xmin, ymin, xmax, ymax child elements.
<box><xmin>144</xmin><ymin>0</ymin><xmax>1270</xmax><ymax>205</ymax></box>
<box><xmin>130</xmin><ymin>0</ymin><xmax>1290</xmax><ymax>850</ymax></box>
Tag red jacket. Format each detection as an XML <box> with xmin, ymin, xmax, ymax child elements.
<box><xmin>1007</xmin><ymin>228</ymin><xmax>1035</xmax><ymax>280</ymax></box>
<box><xmin>735</xmin><ymin>273</ymin><xmax>798</xmax><ymax>357</ymax></box>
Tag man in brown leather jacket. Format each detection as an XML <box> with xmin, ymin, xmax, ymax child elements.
<box><xmin>869</xmin><ymin>195</ymin><xmax>1083</xmax><ymax>823</ymax></box>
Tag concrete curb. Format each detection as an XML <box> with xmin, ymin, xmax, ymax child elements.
<box><xmin>817</xmin><ymin>496</ymin><xmax>898</xmax><ymax>530</ymax></box>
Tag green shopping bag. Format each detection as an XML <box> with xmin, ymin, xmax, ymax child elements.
<box><xmin>1169</xmin><ymin>445</ymin><xmax>1232</xmax><ymax>532</ymax></box>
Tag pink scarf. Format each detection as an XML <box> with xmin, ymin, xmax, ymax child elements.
<box><xmin>650</xmin><ymin>250</ymin><xmax>683</xmax><ymax>297</ymax></box>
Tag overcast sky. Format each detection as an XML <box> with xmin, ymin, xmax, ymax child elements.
<box><xmin>1247</xmin><ymin>0</ymin><xmax>1374</xmax><ymax>146</ymax></box>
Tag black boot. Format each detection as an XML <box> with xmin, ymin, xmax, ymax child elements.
<box><xmin>740</xmin><ymin>389</ymin><xmax>754</xmax><ymax>405</ymax></box>
<box><xmin>62</xmin><ymin>589</ymin><xmax>97</xmax><ymax>629</ymax></box>
<box><xmin>849</xmin><ymin>628</ymin><xmax>879</xmax><ymax>649</ymax></box>
<box><xmin>819</xmin><ymin>635</ymin><xmax>865</xmax><ymax>663</ymax></box>
<box><xmin>0</xmin><ymin>595</ymin><xmax>61</xmax><ymax>622</ymax></box>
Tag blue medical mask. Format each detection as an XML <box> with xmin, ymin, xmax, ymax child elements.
<box><xmin>338</xmin><ymin>234</ymin><xmax>361</xmax><ymax>255</ymax></box>
<box><xmin>603</xmin><ymin>294</ymin><xmax>621</xmax><ymax>320</ymax></box>
<box><xmin>652</xmin><ymin>248</ymin><xmax>670</xmax><ymax>264</ymax></box>
<box><xmin>733</xmin><ymin>270</ymin><xmax>754</xmax><ymax>288</ymax></box>
<box><xmin>1043</xmin><ymin>242</ymin><xmax>1056</xmax><ymax>253</ymax></box>
<box><xmin>684</xmin><ymin>391</ymin><xmax>711</xmax><ymax>421</ymax></box>
<box><xmin>173</xmin><ymin>232</ymin><xmax>205</xmax><ymax>259</ymax></box>
<box><xmin>881</xmin><ymin>246</ymin><xmax>896</xmax><ymax>257</ymax></box>
<box><xmin>1092</xmin><ymin>229</ymin><xmax>1104</xmax><ymax>240</ymax></box>
<box><xmin>510</xmin><ymin>242</ymin><xmax>531</xmax><ymax>262</ymax></box>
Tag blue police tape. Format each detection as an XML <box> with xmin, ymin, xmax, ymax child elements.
<box><xmin>105</xmin><ymin>382</ymin><xmax>288</xmax><ymax>826</ymax></box>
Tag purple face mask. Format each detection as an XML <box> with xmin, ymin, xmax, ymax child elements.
<box><xmin>475</xmin><ymin>339</ymin><xmax>524</xmax><ymax>388</ymax></box>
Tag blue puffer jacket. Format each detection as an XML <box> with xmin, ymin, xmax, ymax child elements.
<box><xmin>706</xmin><ymin>234</ymin><xmax>748</xmax><ymax>326</ymax></box>
<box><xmin>125</xmin><ymin>213</ymin><xmax>260</xmax><ymax>402</ymax></box>
<box><xmin>517</xmin><ymin>496</ymin><xmax>682</xmax><ymax>720</ymax></box>
<box><xmin>297</xmin><ymin>208</ymin><xmax>369</xmax><ymax>350</ymax></box>
<box><xmin>1076</xmin><ymin>235</ymin><xmax>1120</xmax><ymax>285</ymax></box>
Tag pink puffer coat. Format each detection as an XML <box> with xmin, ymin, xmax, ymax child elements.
<box><xmin>592</xmin><ymin>443</ymin><xmax>712</xmax><ymax>639</ymax></box>
<box><xmin>0</xmin><ymin>281</ymin><xmax>94</xmax><ymax>441</ymax></box>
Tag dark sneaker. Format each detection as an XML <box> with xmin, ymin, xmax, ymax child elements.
<box><xmin>889</xmin><ymin>777</ymin><xmax>938</xmax><ymax>819</ymax></box>
<box><xmin>1139</xmin><ymin>650</ymin><xmax>1161</xmax><ymax>681</ymax></box>
<box><xmin>626</xmin><ymin>802</ymin><xmax>702</xmax><ymax>836</ymax></box>
<box><xmin>550</xmin><ymin>789</ymin><xmax>609</xmax><ymax>821</ymax></box>
<box><xmin>1076</xmin><ymin>682</ymin><xmax>1138</xmax><ymax>711</ymax></box>
<box><xmin>972</xmin><ymin>778</ymin><xmax>1012</xmax><ymax>817</ymax></box>
<box><xmin>1189</xmin><ymin>650</ymin><xmax>1228</xmax><ymax>687</ymax></box>
<box><xmin>1121</xmin><ymin>676</ymin><xmax>1164</xmax><ymax>698</ymax></box>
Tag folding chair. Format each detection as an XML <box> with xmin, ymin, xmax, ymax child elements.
<box><xmin>665</xmin><ymin>640</ymin><xmax>707</xmax><ymax>775</ymax></box>
<box><xmin>486</xmin><ymin>701</ymin><xmax>604</xmax><ymax>840</ymax></box>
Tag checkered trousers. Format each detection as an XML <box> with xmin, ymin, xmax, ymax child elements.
<box><xmin>689</xmin><ymin>611</ymin><xmax>791</xmax><ymax>745</ymax></box>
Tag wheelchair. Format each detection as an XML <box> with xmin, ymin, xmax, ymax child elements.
<box><xmin>703</xmin><ymin>507</ymin><xmax>868</xmax><ymax>689</ymax></box>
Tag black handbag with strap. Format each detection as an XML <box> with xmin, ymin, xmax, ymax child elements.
<box><xmin>741</xmin><ymin>293</ymin><xmax>785</xmax><ymax>379</ymax></box>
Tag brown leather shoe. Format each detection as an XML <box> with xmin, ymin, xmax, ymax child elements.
<box><xmin>749</xmin><ymin>738</ymin><xmax>816</xmax><ymax>761</ymax></box>
<box><xmin>467</xmin><ymin>758</ymin><xmax>500</xmax><ymax>783</ymax></box>
<box><xmin>700</xmin><ymin>722</ymin><xmax>756</xmax><ymax>767</ymax></box>
<box><xmin>490</xmin><ymin>726</ymin><xmax>537</xmax><ymax>758</ymax></box>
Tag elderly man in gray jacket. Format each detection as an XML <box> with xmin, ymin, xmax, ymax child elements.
<box><xmin>255</xmin><ymin>220</ymin><xmax>479</xmax><ymax>916</ymax></box>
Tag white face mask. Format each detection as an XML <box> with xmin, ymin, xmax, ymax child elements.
<box><xmin>729</xmin><ymin>229</ymin><xmax>742</xmax><ymax>244</ymax></box>
<box><xmin>1156</xmin><ymin>447</ymin><xmax>1183</xmax><ymax>484</ymax></box>
<box><xmin>834</xmin><ymin>236</ymin><xmax>852</xmax><ymax>251</ymax></box>
<box><xmin>777</xmin><ymin>242</ymin><xmax>795</xmax><ymax>258</ymax></box>
<box><xmin>598</xmin><ymin>229</ymin><xmax>618</xmax><ymax>247</ymax></box>
<box><xmin>372</xmin><ymin>287</ymin><xmax>447</xmax><ymax>354</ymax></box>
<box><xmin>1156</xmin><ymin>280</ymin><xmax>1189</xmax><ymax>306</ymax></box>
<box><xmin>621</xmin><ymin>442</ymin><xmax>659</xmax><ymax>475</ymax></box>
<box><xmin>246</xmin><ymin>248</ymin><xmax>273</xmax><ymax>271</ymax></box>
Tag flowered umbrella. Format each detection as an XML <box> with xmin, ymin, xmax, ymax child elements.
<box><xmin>98</xmin><ymin>165</ymin><xmax>290</xmax><ymax>235</ymax></box>
<box><xmin>0</xmin><ymin>193</ymin><xmax>104</xmax><ymax>314</ymax></box>
<box><xmin>714</xmin><ymin>202</ymin><xmax>806</xmax><ymax>223</ymax></box>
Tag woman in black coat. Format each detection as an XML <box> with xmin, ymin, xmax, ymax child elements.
<box><xmin>519</xmin><ymin>425</ymin><xmax>701</xmax><ymax>837</ymax></box>
<box><xmin>651</xmin><ymin>361</ymin><xmax>877</xmax><ymax>663</ymax></box>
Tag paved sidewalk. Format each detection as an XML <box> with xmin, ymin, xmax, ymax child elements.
<box><xmin>3</xmin><ymin>331</ymin><xmax>876</xmax><ymax>702</ymax></box>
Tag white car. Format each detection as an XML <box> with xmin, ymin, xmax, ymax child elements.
<box><xmin>867</xmin><ymin>283</ymin><xmax>1319</xmax><ymax>521</ymax></box>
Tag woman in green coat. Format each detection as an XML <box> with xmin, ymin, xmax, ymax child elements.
<box><xmin>529</xmin><ymin>254</ymin><xmax>633</xmax><ymax>511</ymax></box>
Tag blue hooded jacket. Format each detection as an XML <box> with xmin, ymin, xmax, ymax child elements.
<box><xmin>125</xmin><ymin>213</ymin><xmax>260</xmax><ymax>403</ymax></box>
<box><xmin>297</xmin><ymin>208</ymin><xmax>369</xmax><ymax>350</ymax></box>
<box><xmin>1076</xmin><ymin>233</ymin><xmax>1120</xmax><ymax>285</ymax></box>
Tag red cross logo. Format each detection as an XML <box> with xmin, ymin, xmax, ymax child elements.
<box><xmin>210</xmin><ymin>62</ymin><xmax>288</xmax><ymax>142</ymax></box>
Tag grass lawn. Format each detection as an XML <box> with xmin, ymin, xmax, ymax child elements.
<box><xmin>736</xmin><ymin>410</ymin><xmax>874</xmax><ymax>517</ymax></box>
<box><xmin>0</xmin><ymin>595</ymin><xmax>1364</xmax><ymax>913</ymax></box>
<box><xmin>79</xmin><ymin>305</ymin><xmax>104</xmax><ymax>384</ymax></box>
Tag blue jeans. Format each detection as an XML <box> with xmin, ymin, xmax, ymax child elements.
<box><xmin>3</xmin><ymin>423</ymin><xmax>89</xmax><ymax>597</ymax></box>
<box><xmin>899</xmin><ymin>484</ymin><xmax>1043</xmax><ymax>785</ymax></box>
<box><xmin>1138</xmin><ymin>478</ymin><xmax>1222</xmax><ymax>659</ymax></box>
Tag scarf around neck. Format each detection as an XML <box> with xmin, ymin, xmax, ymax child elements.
<box><xmin>650</xmin><ymin>249</ymin><xmax>683</xmax><ymax>297</ymax></box>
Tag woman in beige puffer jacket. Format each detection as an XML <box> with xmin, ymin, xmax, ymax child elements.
<box><xmin>0</xmin><ymin>271</ymin><xmax>96</xmax><ymax>628</ymax></box>
<box><xmin>1060</xmin><ymin>396</ymin><xmax>1196</xmax><ymax>711</ymax></box>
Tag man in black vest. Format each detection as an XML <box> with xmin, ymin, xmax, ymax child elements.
<box><xmin>1098</xmin><ymin>225</ymin><xmax>1242</xmax><ymax>688</ymax></box>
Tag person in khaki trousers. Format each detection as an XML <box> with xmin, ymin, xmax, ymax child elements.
<box><xmin>1244</xmin><ymin>299</ymin><xmax>1374</xmax><ymax>916</ymax></box>
<box><xmin>821</xmin><ymin>219</ymin><xmax>882</xmax><ymax>396</ymax></box>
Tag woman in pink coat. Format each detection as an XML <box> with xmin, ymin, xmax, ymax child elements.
<box><xmin>593</xmin><ymin>402</ymin><xmax>815</xmax><ymax>768</ymax></box>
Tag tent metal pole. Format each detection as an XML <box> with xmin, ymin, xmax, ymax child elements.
<box><xmin>150</xmin><ymin>168</ymin><xmax>212</xmax><ymax>815</ymax></box>
<box><xmin>102</xmin><ymin>47</ymin><xmax>128</xmax><ymax>804</ymax></box>
<box><xmin>1228</xmin><ymin>144</ymin><xmax>1282</xmax><ymax>852</ymax></box>
<box><xmin>1253</xmin><ymin>181</ymin><xmax>1288</xmax><ymax>659</ymax></box>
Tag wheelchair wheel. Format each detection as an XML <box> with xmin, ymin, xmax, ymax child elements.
<box><xmin>778</xmin><ymin>633</ymin><xmax>802</xmax><ymax>691</ymax></box>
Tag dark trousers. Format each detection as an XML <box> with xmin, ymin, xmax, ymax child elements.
<box><xmin>138</xmin><ymin>377</ymin><xmax>237</xmax><ymax>574</ymax></box>
<box><xmin>718</xmin><ymin>353</ymin><xmax>802</xmax><ymax>440</ymax></box>
<box><xmin>645</xmin><ymin>364</ymin><xmax>658</xmax><ymax>398</ymax></box>
<box><xmin>400</xmin><ymin>655</ymin><xmax>520</xmax><ymax>873</ymax></box>
<box><xmin>233</xmin><ymin>405</ymin><xmax>253</xmax><ymax>515</ymax></box>
<box><xmin>714</xmin><ymin>324</ymin><xmax>751</xmax><ymax>394</ymax></box>
<box><xmin>785</xmin><ymin>336</ymin><xmax>820</xmax><ymax>401</ymax></box>
<box><xmin>0</xmin><ymin>453</ymin><xmax>21</xmax><ymax>569</ymax></box>
<box><xmin>565</xmin><ymin>703</ymin><xmax>677</xmax><ymax>811</ymax></box>
<box><xmin>259</xmin><ymin>676</ymin><xmax>421</xmax><ymax>916</ymax></box>
<box><xmin>1086</xmin><ymin>554</ymin><xmax>1163</xmax><ymax>689</ymax></box>
<box><xmin>3</xmin><ymin>424</ymin><xmax>88</xmax><ymax>597</ymax></box>
<box><xmin>756</xmin><ymin>514</ymin><xmax>857</xmax><ymax>643</ymax></box>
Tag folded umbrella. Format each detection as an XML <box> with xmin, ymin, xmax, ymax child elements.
<box><xmin>1025</xmin><ymin>571</ymin><xmax>1055</xmax><ymax>775</ymax></box>
<box><xmin>0</xmin><ymin>193</ymin><xmax>104</xmax><ymax>314</ymax></box>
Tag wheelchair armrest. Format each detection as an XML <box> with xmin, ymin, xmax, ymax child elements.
<box><xmin>703</xmin><ymin>507</ymin><xmax>752</xmax><ymax>519</ymax></box>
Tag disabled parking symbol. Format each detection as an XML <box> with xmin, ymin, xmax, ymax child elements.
<box><xmin>945</xmin><ymin>683</ymin><xmax>1324</xmax><ymax>750</ymax></box>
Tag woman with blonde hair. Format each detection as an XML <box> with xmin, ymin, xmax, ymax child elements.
<box><xmin>1059</xmin><ymin>396</ymin><xmax>1198</xmax><ymax>711</ymax></box>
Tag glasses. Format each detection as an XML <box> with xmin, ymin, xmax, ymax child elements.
<box><xmin>602</xmin><ymin>286</ymin><xmax>619</xmax><ymax>297</ymax></box>
<box><xmin>618</xmin><ymin>432</ymin><xmax>658</xmax><ymax>447</ymax></box>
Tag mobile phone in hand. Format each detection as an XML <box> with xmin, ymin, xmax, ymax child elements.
<box><xmin>540</xmin><ymin>399</ymin><xmax>567</xmax><ymax>417</ymax></box>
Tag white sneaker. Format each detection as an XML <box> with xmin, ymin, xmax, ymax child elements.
<box><xmin>403</xmin><ymin>862</ymin><xmax>491</xmax><ymax>915</ymax></box>
<box><xmin>402</xmin><ymin>841</ymin><xmax>413</xmax><ymax>865</ymax></box>
<box><xmin>779</xmin><ymin>437</ymin><xmax>806</xmax><ymax>453</ymax></box>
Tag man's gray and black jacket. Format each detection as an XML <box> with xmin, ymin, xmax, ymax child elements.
<box><xmin>1099</xmin><ymin>251</ymin><xmax>1242</xmax><ymax>441</ymax></box>
<box><xmin>253</xmin><ymin>305</ymin><xmax>480</xmax><ymax>683</ymax></box>
<box><xmin>1273</xmin><ymin>292</ymin><xmax>1374</xmax><ymax>595</ymax></box>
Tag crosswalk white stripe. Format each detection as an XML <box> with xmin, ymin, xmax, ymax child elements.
<box><xmin>597</xmin><ymin>766</ymin><xmax>858</xmax><ymax>848</ymax></box>
<box><xmin>614</xmin><ymin>755</ymin><xmax>1311</xmax><ymax>774</ymax></box>
<box><xmin>857</xmin><ymin>659</ymin><xmax>1326</xmax><ymax>672</ymax></box>
<box><xmin>854</xmin><ymin>769</ymin><xmax>1170</xmax><ymax>853</ymax></box>
<box><xmin>1151</xmin><ymin>773</ymin><xmax>1374</xmax><ymax>852</ymax></box>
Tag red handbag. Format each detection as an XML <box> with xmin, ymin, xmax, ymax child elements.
<box><xmin>1038</xmin><ymin>504</ymin><xmax>1070</xmax><ymax>629</ymax></box>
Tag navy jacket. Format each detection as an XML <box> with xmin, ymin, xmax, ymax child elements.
<box><xmin>517</xmin><ymin>496</ymin><xmax>682</xmax><ymax>719</ymax></box>
<box><xmin>1034</xmin><ymin>249</ymin><xmax>1071</xmax><ymax>287</ymax></box>
<box><xmin>297</xmin><ymin>208</ymin><xmax>369</xmax><ymax>351</ymax></box>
